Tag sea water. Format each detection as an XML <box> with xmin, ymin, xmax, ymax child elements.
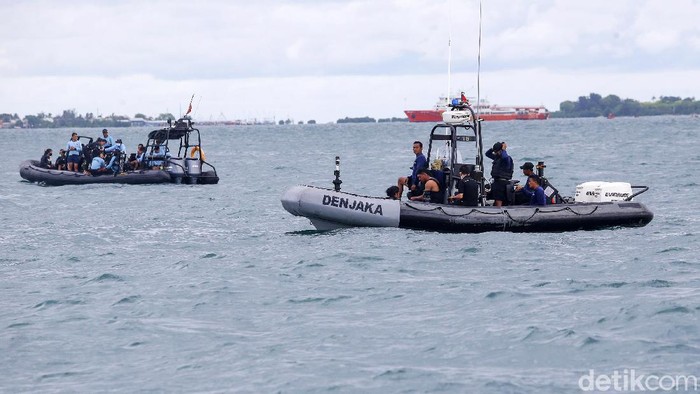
<box><xmin>1</xmin><ymin>116</ymin><xmax>698</xmax><ymax>393</ymax></box>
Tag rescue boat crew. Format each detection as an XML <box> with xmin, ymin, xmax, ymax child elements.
<box><xmin>485</xmin><ymin>141</ymin><xmax>513</xmax><ymax>207</ymax></box>
<box><xmin>66</xmin><ymin>132</ymin><xmax>82</xmax><ymax>172</ymax></box>
<box><xmin>101</xmin><ymin>129</ymin><xmax>114</xmax><ymax>148</ymax></box>
<box><xmin>410</xmin><ymin>169</ymin><xmax>443</xmax><ymax>204</ymax></box>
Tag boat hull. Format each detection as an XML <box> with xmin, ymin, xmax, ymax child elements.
<box><xmin>281</xmin><ymin>186</ymin><xmax>653</xmax><ymax>233</ymax></box>
<box><xmin>399</xmin><ymin>200</ymin><xmax>653</xmax><ymax>233</ymax></box>
<box><xmin>281</xmin><ymin>185</ymin><xmax>401</xmax><ymax>230</ymax></box>
<box><xmin>21</xmin><ymin>160</ymin><xmax>173</xmax><ymax>186</ymax></box>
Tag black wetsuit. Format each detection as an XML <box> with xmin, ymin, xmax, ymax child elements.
<box><xmin>456</xmin><ymin>177</ymin><xmax>479</xmax><ymax>206</ymax></box>
<box><xmin>39</xmin><ymin>154</ymin><xmax>52</xmax><ymax>169</ymax></box>
<box><xmin>422</xmin><ymin>177</ymin><xmax>444</xmax><ymax>204</ymax></box>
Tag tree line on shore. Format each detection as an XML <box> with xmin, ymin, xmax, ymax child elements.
<box><xmin>0</xmin><ymin>110</ymin><xmax>176</xmax><ymax>129</ymax></box>
<box><xmin>552</xmin><ymin>93</ymin><xmax>700</xmax><ymax>118</ymax></box>
<box><xmin>3</xmin><ymin>94</ymin><xmax>698</xmax><ymax>128</ymax></box>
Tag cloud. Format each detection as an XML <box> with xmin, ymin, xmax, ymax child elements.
<box><xmin>1</xmin><ymin>0</ymin><xmax>699</xmax><ymax>121</ymax></box>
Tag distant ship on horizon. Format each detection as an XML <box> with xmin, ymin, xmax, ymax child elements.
<box><xmin>404</xmin><ymin>96</ymin><xmax>550</xmax><ymax>122</ymax></box>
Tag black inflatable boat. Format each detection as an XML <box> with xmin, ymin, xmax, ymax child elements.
<box><xmin>19</xmin><ymin>116</ymin><xmax>219</xmax><ymax>186</ymax></box>
<box><xmin>19</xmin><ymin>160</ymin><xmax>172</xmax><ymax>186</ymax></box>
<box><xmin>281</xmin><ymin>106</ymin><xmax>653</xmax><ymax>233</ymax></box>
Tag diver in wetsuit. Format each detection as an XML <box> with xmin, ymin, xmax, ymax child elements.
<box><xmin>448</xmin><ymin>165</ymin><xmax>479</xmax><ymax>206</ymax></box>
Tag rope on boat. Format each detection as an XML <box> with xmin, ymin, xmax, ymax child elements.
<box><xmin>404</xmin><ymin>202</ymin><xmax>600</xmax><ymax>222</ymax></box>
<box><xmin>25</xmin><ymin>163</ymin><xmax>148</xmax><ymax>178</ymax></box>
<box><xmin>502</xmin><ymin>205</ymin><xmax>600</xmax><ymax>224</ymax></box>
<box><xmin>404</xmin><ymin>203</ymin><xmax>502</xmax><ymax>216</ymax></box>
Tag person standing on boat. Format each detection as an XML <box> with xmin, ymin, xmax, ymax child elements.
<box><xmin>460</xmin><ymin>92</ymin><xmax>469</xmax><ymax>106</ymax></box>
<box><xmin>485</xmin><ymin>141</ymin><xmax>513</xmax><ymax>207</ymax></box>
<box><xmin>410</xmin><ymin>169</ymin><xmax>443</xmax><ymax>203</ymax></box>
<box><xmin>66</xmin><ymin>132</ymin><xmax>82</xmax><ymax>172</ymax></box>
<box><xmin>448</xmin><ymin>165</ymin><xmax>479</xmax><ymax>206</ymax></box>
<box><xmin>397</xmin><ymin>141</ymin><xmax>428</xmax><ymax>199</ymax></box>
<box><xmin>101</xmin><ymin>129</ymin><xmax>114</xmax><ymax>148</ymax></box>
<box><xmin>522</xmin><ymin>175</ymin><xmax>546</xmax><ymax>206</ymax></box>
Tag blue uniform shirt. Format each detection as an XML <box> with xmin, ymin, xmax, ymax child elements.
<box><xmin>411</xmin><ymin>153</ymin><xmax>427</xmax><ymax>185</ymax></box>
<box><xmin>66</xmin><ymin>140</ymin><xmax>82</xmax><ymax>156</ymax></box>
<box><xmin>102</xmin><ymin>135</ymin><xmax>114</xmax><ymax>148</ymax></box>
<box><xmin>90</xmin><ymin>157</ymin><xmax>106</xmax><ymax>170</ymax></box>
<box><xmin>105</xmin><ymin>142</ymin><xmax>126</xmax><ymax>153</ymax></box>
<box><xmin>529</xmin><ymin>186</ymin><xmax>547</xmax><ymax>206</ymax></box>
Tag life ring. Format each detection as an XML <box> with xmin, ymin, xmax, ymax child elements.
<box><xmin>190</xmin><ymin>146</ymin><xmax>206</xmax><ymax>161</ymax></box>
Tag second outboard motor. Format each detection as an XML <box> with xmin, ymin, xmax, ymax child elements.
<box><xmin>168</xmin><ymin>157</ymin><xmax>186</xmax><ymax>184</ymax></box>
<box><xmin>185</xmin><ymin>157</ymin><xmax>202</xmax><ymax>184</ymax></box>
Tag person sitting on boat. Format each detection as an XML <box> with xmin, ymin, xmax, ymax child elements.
<box><xmin>385</xmin><ymin>185</ymin><xmax>401</xmax><ymax>200</ymax></box>
<box><xmin>485</xmin><ymin>141</ymin><xmax>513</xmax><ymax>207</ymax></box>
<box><xmin>521</xmin><ymin>175</ymin><xmax>546</xmax><ymax>206</ymax></box>
<box><xmin>127</xmin><ymin>145</ymin><xmax>143</xmax><ymax>171</ymax></box>
<box><xmin>148</xmin><ymin>144</ymin><xmax>169</xmax><ymax>169</ymax></box>
<box><xmin>130</xmin><ymin>144</ymin><xmax>145</xmax><ymax>170</ymax></box>
<box><xmin>513</xmin><ymin>161</ymin><xmax>535</xmax><ymax>205</ymax></box>
<box><xmin>409</xmin><ymin>169</ymin><xmax>443</xmax><ymax>204</ymax></box>
<box><xmin>66</xmin><ymin>132</ymin><xmax>82</xmax><ymax>172</ymax></box>
<box><xmin>55</xmin><ymin>149</ymin><xmax>67</xmax><ymax>171</ymax></box>
<box><xmin>448</xmin><ymin>165</ymin><xmax>479</xmax><ymax>207</ymax></box>
<box><xmin>397</xmin><ymin>141</ymin><xmax>428</xmax><ymax>199</ymax></box>
<box><xmin>89</xmin><ymin>151</ymin><xmax>111</xmax><ymax>176</ymax></box>
<box><xmin>39</xmin><ymin>148</ymin><xmax>54</xmax><ymax>169</ymax></box>
<box><xmin>101</xmin><ymin>129</ymin><xmax>114</xmax><ymax>148</ymax></box>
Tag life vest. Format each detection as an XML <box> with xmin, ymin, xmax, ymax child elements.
<box><xmin>423</xmin><ymin>176</ymin><xmax>445</xmax><ymax>204</ymax></box>
<box><xmin>490</xmin><ymin>154</ymin><xmax>513</xmax><ymax>180</ymax></box>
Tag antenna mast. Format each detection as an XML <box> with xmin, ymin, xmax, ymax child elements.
<box><xmin>476</xmin><ymin>0</ymin><xmax>482</xmax><ymax>119</ymax></box>
<box><xmin>447</xmin><ymin>36</ymin><xmax>452</xmax><ymax>106</ymax></box>
<box><xmin>447</xmin><ymin>0</ymin><xmax>453</xmax><ymax>104</ymax></box>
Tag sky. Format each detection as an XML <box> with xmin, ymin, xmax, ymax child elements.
<box><xmin>1</xmin><ymin>0</ymin><xmax>699</xmax><ymax>123</ymax></box>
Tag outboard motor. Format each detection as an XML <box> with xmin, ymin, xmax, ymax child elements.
<box><xmin>168</xmin><ymin>157</ymin><xmax>186</xmax><ymax>184</ymax></box>
<box><xmin>575</xmin><ymin>182</ymin><xmax>634</xmax><ymax>203</ymax></box>
<box><xmin>185</xmin><ymin>157</ymin><xmax>201</xmax><ymax>184</ymax></box>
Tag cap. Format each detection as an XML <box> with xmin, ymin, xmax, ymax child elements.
<box><xmin>492</xmin><ymin>142</ymin><xmax>503</xmax><ymax>152</ymax></box>
<box><xmin>520</xmin><ymin>162</ymin><xmax>534</xmax><ymax>170</ymax></box>
<box><xmin>102</xmin><ymin>129</ymin><xmax>108</xmax><ymax>133</ymax></box>
<box><xmin>116</xmin><ymin>139</ymin><xmax>122</xmax><ymax>143</ymax></box>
